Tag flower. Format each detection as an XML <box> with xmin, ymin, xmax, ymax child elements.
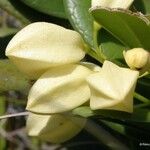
<box><xmin>6</xmin><ymin>22</ymin><xmax>139</xmax><ymax>143</ymax></box>
<box><xmin>6</xmin><ymin>22</ymin><xmax>85</xmax><ymax>79</ymax></box>
<box><xmin>123</xmin><ymin>48</ymin><xmax>150</xmax><ymax>72</ymax></box>
<box><xmin>27</xmin><ymin>112</ymin><xmax>86</xmax><ymax>143</ymax></box>
<box><xmin>26</xmin><ymin>64</ymin><xmax>92</xmax><ymax>114</ymax></box>
<box><xmin>91</xmin><ymin>0</ymin><xmax>134</xmax><ymax>9</ymax></box>
<box><xmin>87</xmin><ymin>61</ymin><xmax>139</xmax><ymax>113</ymax></box>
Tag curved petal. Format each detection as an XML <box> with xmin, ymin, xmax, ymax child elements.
<box><xmin>91</xmin><ymin>0</ymin><xmax>134</xmax><ymax>9</ymax></box>
<box><xmin>27</xmin><ymin>113</ymin><xmax>86</xmax><ymax>143</ymax></box>
<box><xmin>26</xmin><ymin>64</ymin><xmax>91</xmax><ymax>114</ymax></box>
<box><xmin>87</xmin><ymin>61</ymin><xmax>139</xmax><ymax>112</ymax></box>
<box><xmin>6</xmin><ymin>22</ymin><xmax>85</xmax><ymax>79</ymax></box>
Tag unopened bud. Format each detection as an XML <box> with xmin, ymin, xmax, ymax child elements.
<box><xmin>123</xmin><ymin>48</ymin><xmax>150</xmax><ymax>71</ymax></box>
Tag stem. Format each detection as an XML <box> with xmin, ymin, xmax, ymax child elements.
<box><xmin>139</xmin><ymin>71</ymin><xmax>149</xmax><ymax>78</ymax></box>
<box><xmin>134</xmin><ymin>92</ymin><xmax>150</xmax><ymax>103</ymax></box>
<box><xmin>85</xmin><ymin>119</ymin><xmax>129</xmax><ymax>150</ymax></box>
<box><xmin>0</xmin><ymin>112</ymin><xmax>29</xmax><ymax>120</ymax></box>
<box><xmin>134</xmin><ymin>102</ymin><xmax>150</xmax><ymax>109</ymax></box>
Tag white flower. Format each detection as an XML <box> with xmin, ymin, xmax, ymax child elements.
<box><xmin>91</xmin><ymin>0</ymin><xmax>134</xmax><ymax>9</ymax></box>
<box><xmin>27</xmin><ymin>112</ymin><xmax>86</xmax><ymax>143</ymax></box>
<box><xmin>87</xmin><ymin>61</ymin><xmax>139</xmax><ymax>113</ymax></box>
<box><xmin>6</xmin><ymin>22</ymin><xmax>85</xmax><ymax>79</ymax></box>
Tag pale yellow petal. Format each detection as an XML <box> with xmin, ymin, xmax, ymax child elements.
<box><xmin>91</xmin><ymin>0</ymin><xmax>134</xmax><ymax>9</ymax></box>
<box><xmin>6</xmin><ymin>22</ymin><xmax>85</xmax><ymax>79</ymax></box>
<box><xmin>26</xmin><ymin>113</ymin><xmax>86</xmax><ymax>143</ymax></box>
<box><xmin>87</xmin><ymin>61</ymin><xmax>139</xmax><ymax>112</ymax></box>
<box><xmin>26</xmin><ymin>64</ymin><xmax>91</xmax><ymax>114</ymax></box>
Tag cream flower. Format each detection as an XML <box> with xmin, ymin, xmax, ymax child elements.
<box><xmin>27</xmin><ymin>112</ymin><xmax>86</xmax><ymax>143</ymax></box>
<box><xmin>6</xmin><ymin>22</ymin><xmax>85</xmax><ymax>79</ymax></box>
<box><xmin>26</xmin><ymin>64</ymin><xmax>92</xmax><ymax>114</ymax></box>
<box><xmin>91</xmin><ymin>0</ymin><xmax>134</xmax><ymax>9</ymax></box>
<box><xmin>87</xmin><ymin>61</ymin><xmax>139</xmax><ymax>113</ymax></box>
<box><xmin>123</xmin><ymin>48</ymin><xmax>150</xmax><ymax>72</ymax></box>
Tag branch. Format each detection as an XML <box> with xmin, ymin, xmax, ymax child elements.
<box><xmin>0</xmin><ymin>111</ymin><xmax>29</xmax><ymax>120</ymax></box>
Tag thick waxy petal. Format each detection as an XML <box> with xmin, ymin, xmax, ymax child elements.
<box><xmin>87</xmin><ymin>61</ymin><xmax>139</xmax><ymax>112</ymax></box>
<box><xmin>27</xmin><ymin>113</ymin><xmax>86</xmax><ymax>143</ymax></box>
<box><xmin>6</xmin><ymin>22</ymin><xmax>85</xmax><ymax>79</ymax></box>
<box><xmin>91</xmin><ymin>0</ymin><xmax>134</xmax><ymax>9</ymax></box>
<box><xmin>26</xmin><ymin>64</ymin><xmax>91</xmax><ymax>114</ymax></box>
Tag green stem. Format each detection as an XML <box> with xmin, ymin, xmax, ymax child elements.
<box><xmin>85</xmin><ymin>119</ymin><xmax>129</xmax><ymax>150</ymax></box>
<box><xmin>139</xmin><ymin>71</ymin><xmax>149</xmax><ymax>78</ymax></box>
<box><xmin>134</xmin><ymin>92</ymin><xmax>150</xmax><ymax>103</ymax></box>
<box><xmin>134</xmin><ymin>102</ymin><xmax>150</xmax><ymax>109</ymax></box>
<box><xmin>93</xmin><ymin>22</ymin><xmax>106</xmax><ymax>63</ymax></box>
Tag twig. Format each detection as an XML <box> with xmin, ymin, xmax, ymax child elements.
<box><xmin>0</xmin><ymin>111</ymin><xmax>29</xmax><ymax>120</ymax></box>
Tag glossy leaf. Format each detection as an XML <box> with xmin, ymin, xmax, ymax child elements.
<box><xmin>91</xmin><ymin>8</ymin><xmax>150</xmax><ymax>50</ymax></box>
<box><xmin>98</xmin><ymin>29</ymin><xmax>127</xmax><ymax>62</ymax></box>
<box><xmin>64</xmin><ymin>0</ymin><xmax>94</xmax><ymax>48</ymax></box>
<box><xmin>21</xmin><ymin>0</ymin><xmax>67</xmax><ymax>18</ymax></box>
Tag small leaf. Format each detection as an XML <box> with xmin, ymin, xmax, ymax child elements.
<box><xmin>21</xmin><ymin>0</ymin><xmax>67</xmax><ymax>19</ymax></box>
<box><xmin>91</xmin><ymin>8</ymin><xmax>150</xmax><ymax>50</ymax></box>
<box><xmin>64</xmin><ymin>0</ymin><xmax>94</xmax><ymax>48</ymax></box>
<box><xmin>72</xmin><ymin>106</ymin><xmax>94</xmax><ymax>118</ymax></box>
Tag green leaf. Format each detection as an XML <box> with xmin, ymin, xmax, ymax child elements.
<box><xmin>64</xmin><ymin>0</ymin><xmax>94</xmax><ymax>48</ymax></box>
<box><xmin>98</xmin><ymin>29</ymin><xmax>127</xmax><ymax>62</ymax></box>
<box><xmin>91</xmin><ymin>8</ymin><xmax>150</xmax><ymax>50</ymax></box>
<box><xmin>0</xmin><ymin>59</ymin><xmax>30</xmax><ymax>92</ymax></box>
<box><xmin>21</xmin><ymin>0</ymin><xmax>67</xmax><ymax>19</ymax></box>
<box><xmin>133</xmin><ymin>0</ymin><xmax>150</xmax><ymax>15</ymax></box>
<box><xmin>73</xmin><ymin>106</ymin><xmax>150</xmax><ymax>123</ymax></box>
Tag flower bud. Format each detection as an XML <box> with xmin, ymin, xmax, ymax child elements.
<box><xmin>86</xmin><ymin>61</ymin><xmax>139</xmax><ymax>113</ymax></box>
<box><xmin>6</xmin><ymin>22</ymin><xmax>85</xmax><ymax>79</ymax></box>
<box><xmin>26</xmin><ymin>64</ymin><xmax>92</xmax><ymax>114</ymax></box>
<box><xmin>27</xmin><ymin>113</ymin><xmax>86</xmax><ymax>143</ymax></box>
<box><xmin>123</xmin><ymin>48</ymin><xmax>150</xmax><ymax>71</ymax></box>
